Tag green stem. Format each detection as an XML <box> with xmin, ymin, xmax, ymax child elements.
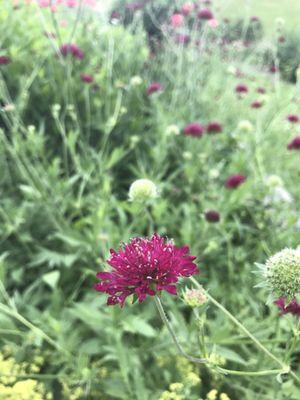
<box><xmin>190</xmin><ymin>277</ymin><xmax>300</xmax><ymax>384</ymax></box>
<box><xmin>216</xmin><ymin>367</ymin><xmax>286</xmax><ymax>377</ymax></box>
<box><xmin>154</xmin><ymin>296</ymin><xmax>207</xmax><ymax>364</ymax></box>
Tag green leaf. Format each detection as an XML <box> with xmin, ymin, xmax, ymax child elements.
<box><xmin>42</xmin><ymin>270</ymin><xmax>60</xmax><ymax>289</ymax></box>
<box><xmin>122</xmin><ymin>316</ymin><xmax>156</xmax><ymax>338</ymax></box>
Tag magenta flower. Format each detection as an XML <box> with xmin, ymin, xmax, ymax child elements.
<box><xmin>197</xmin><ymin>8</ymin><xmax>214</xmax><ymax>20</ymax></box>
<box><xmin>205</xmin><ymin>210</ymin><xmax>220</xmax><ymax>223</ymax></box>
<box><xmin>225</xmin><ymin>174</ymin><xmax>246</xmax><ymax>189</ymax></box>
<box><xmin>80</xmin><ymin>73</ymin><xmax>94</xmax><ymax>83</ymax></box>
<box><xmin>235</xmin><ymin>84</ymin><xmax>248</xmax><ymax>94</ymax></box>
<box><xmin>0</xmin><ymin>55</ymin><xmax>10</xmax><ymax>65</ymax></box>
<box><xmin>59</xmin><ymin>43</ymin><xmax>84</xmax><ymax>60</ymax></box>
<box><xmin>251</xmin><ymin>100</ymin><xmax>263</xmax><ymax>108</ymax></box>
<box><xmin>287</xmin><ymin>136</ymin><xmax>300</xmax><ymax>150</ymax></box>
<box><xmin>256</xmin><ymin>87</ymin><xmax>266</xmax><ymax>94</ymax></box>
<box><xmin>146</xmin><ymin>82</ymin><xmax>163</xmax><ymax>95</ymax></box>
<box><xmin>287</xmin><ymin>114</ymin><xmax>299</xmax><ymax>123</ymax></box>
<box><xmin>274</xmin><ymin>298</ymin><xmax>300</xmax><ymax>317</ymax></box>
<box><xmin>183</xmin><ymin>122</ymin><xmax>205</xmax><ymax>137</ymax></box>
<box><xmin>206</xmin><ymin>121</ymin><xmax>223</xmax><ymax>134</ymax></box>
<box><xmin>94</xmin><ymin>234</ymin><xmax>199</xmax><ymax>306</ymax></box>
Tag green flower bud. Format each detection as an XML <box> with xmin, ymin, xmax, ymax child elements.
<box><xmin>266</xmin><ymin>248</ymin><xmax>300</xmax><ymax>298</ymax></box>
<box><xmin>237</xmin><ymin>120</ymin><xmax>254</xmax><ymax>133</ymax></box>
<box><xmin>128</xmin><ymin>179</ymin><xmax>158</xmax><ymax>202</ymax></box>
<box><xmin>183</xmin><ymin>287</ymin><xmax>207</xmax><ymax>307</ymax></box>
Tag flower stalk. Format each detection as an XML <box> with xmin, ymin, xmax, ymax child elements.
<box><xmin>154</xmin><ymin>295</ymin><xmax>207</xmax><ymax>364</ymax></box>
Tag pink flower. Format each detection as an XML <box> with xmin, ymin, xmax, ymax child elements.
<box><xmin>208</xmin><ymin>18</ymin><xmax>219</xmax><ymax>28</ymax></box>
<box><xmin>94</xmin><ymin>234</ymin><xmax>199</xmax><ymax>306</ymax></box>
<box><xmin>146</xmin><ymin>82</ymin><xmax>163</xmax><ymax>95</ymax></box>
<box><xmin>205</xmin><ymin>210</ymin><xmax>220</xmax><ymax>223</ymax></box>
<box><xmin>0</xmin><ymin>56</ymin><xmax>10</xmax><ymax>65</ymax></box>
<box><xmin>287</xmin><ymin>114</ymin><xmax>299</xmax><ymax>123</ymax></box>
<box><xmin>181</xmin><ymin>2</ymin><xmax>194</xmax><ymax>16</ymax></box>
<box><xmin>287</xmin><ymin>136</ymin><xmax>300</xmax><ymax>150</ymax></box>
<box><xmin>235</xmin><ymin>84</ymin><xmax>248</xmax><ymax>93</ymax></box>
<box><xmin>274</xmin><ymin>298</ymin><xmax>300</xmax><ymax>317</ymax></box>
<box><xmin>197</xmin><ymin>8</ymin><xmax>214</xmax><ymax>20</ymax></box>
<box><xmin>170</xmin><ymin>13</ymin><xmax>184</xmax><ymax>28</ymax></box>
<box><xmin>225</xmin><ymin>174</ymin><xmax>246</xmax><ymax>189</ymax></box>
<box><xmin>251</xmin><ymin>100</ymin><xmax>263</xmax><ymax>108</ymax></box>
<box><xmin>80</xmin><ymin>73</ymin><xmax>94</xmax><ymax>83</ymax></box>
<box><xmin>183</xmin><ymin>123</ymin><xmax>205</xmax><ymax>137</ymax></box>
<box><xmin>206</xmin><ymin>121</ymin><xmax>223</xmax><ymax>134</ymax></box>
<box><xmin>59</xmin><ymin>43</ymin><xmax>84</xmax><ymax>60</ymax></box>
<box><xmin>39</xmin><ymin>0</ymin><xmax>50</xmax><ymax>7</ymax></box>
<box><xmin>65</xmin><ymin>0</ymin><xmax>77</xmax><ymax>7</ymax></box>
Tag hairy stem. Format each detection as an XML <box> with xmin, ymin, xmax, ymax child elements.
<box><xmin>154</xmin><ymin>295</ymin><xmax>207</xmax><ymax>364</ymax></box>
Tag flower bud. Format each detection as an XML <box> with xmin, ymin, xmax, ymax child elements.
<box><xmin>130</xmin><ymin>75</ymin><xmax>143</xmax><ymax>86</ymax></box>
<box><xmin>128</xmin><ymin>179</ymin><xmax>158</xmax><ymax>202</ymax></box>
<box><xmin>266</xmin><ymin>248</ymin><xmax>300</xmax><ymax>298</ymax></box>
<box><xmin>237</xmin><ymin>120</ymin><xmax>254</xmax><ymax>133</ymax></box>
<box><xmin>183</xmin><ymin>287</ymin><xmax>207</xmax><ymax>307</ymax></box>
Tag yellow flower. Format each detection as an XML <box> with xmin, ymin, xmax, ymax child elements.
<box><xmin>220</xmin><ymin>393</ymin><xmax>231</xmax><ymax>400</ymax></box>
<box><xmin>185</xmin><ymin>372</ymin><xmax>201</xmax><ymax>386</ymax></box>
<box><xmin>169</xmin><ymin>382</ymin><xmax>184</xmax><ymax>392</ymax></box>
<box><xmin>206</xmin><ymin>389</ymin><xmax>218</xmax><ymax>400</ymax></box>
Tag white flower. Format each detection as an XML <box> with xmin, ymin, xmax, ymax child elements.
<box><xmin>128</xmin><ymin>179</ymin><xmax>158</xmax><ymax>202</ymax></box>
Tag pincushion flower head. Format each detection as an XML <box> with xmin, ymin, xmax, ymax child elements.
<box><xmin>197</xmin><ymin>8</ymin><xmax>214</xmax><ymax>20</ymax></box>
<box><xmin>287</xmin><ymin>136</ymin><xmax>300</xmax><ymax>150</ymax></box>
<box><xmin>128</xmin><ymin>179</ymin><xmax>158</xmax><ymax>202</ymax></box>
<box><xmin>274</xmin><ymin>298</ymin><xmax>300</xmax><ymax>317</ymax></box>
<box><xmin>225</xmin><ymin>174</ymin><xmax>246</xmax><ymax>189</ymax></box>
<box><xmin>94</xmin><ymin>234</ymin><xmax>199</xmax><ymax>306</ymax></box>
<box><xmin>206</xmin><ymin>121</ymin><xmax>223</xmax><ymax>134</ymax></box>
<box><xmin>80</xmin><ymin>73</ymin><xmax>94</xmax><ymax>83</ymax></box>
<box><xmin>237</xmin><ymin>120</ymin><xmax>254</xmax><ymax>132</ymax></box>
<box><xmin>0</xmin><ymin>55</ymin><xmax>10</xmax><ymax>65</ymax></box>
<box><xmin>287</xmin><ymin>114</ymin><xmax>299</xmax><ymax>123</ymax></box>
<box><xmin>235</xmin><ymin>84</ymin><xmax>248</xmax><ymax>94</ymax></box>
<box><xmin>183</xmin><ymin>123</ymin><xmax>205</xmax><ymax>137</ymax></box>
<box><xmin>146</xmin><ymin>82</ymin><xmax>163</xmax><ymax>95</ymax></box>
<box><xmin>59</xmin><ymin>43</ymin><xmax>84</xmax><ymax>60</ymax></box>
<box><xmin>260</xmin><ymin>249</ymin><xmax>300</xmax><ymax>300</ymax></box>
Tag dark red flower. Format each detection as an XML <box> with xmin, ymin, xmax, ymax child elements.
<box><xmin>269</xmin><ymin>65</ymin><xmax>278</xmax><ymax>73</ymax></box>
<box><xmin>146</xmin><ymin>82</ymin><xmax>163</xmax><ymax>95</ymax></box>
<box><xmin>287</xmin><ymin>136</ymin><xmax>300</xmax><ymax>150</ymax></box>
<box><xmin>94</xmin><ymin>234</ymin><xmax>199</xmax><ymax>306</ymax></box>
<box><xmin>80</xmin><ymin>73</ymin><xmax>94</xmax><ymax>83</ymax></box>
<box><xmin>256</xmin><ymin>87</ymin><xmax>266</xmax><ymax>94</ymax></box>
<box><xmin>225</xmin><ymin>174</ymin><xmax>246</xmax><ymax>189</ymax></box>
<box><xmin>0</xmin><ymin>55</ymin><xmax>10</xmax><ymax>65</ymax></box>
<box><xmin>287</xmin><ymin>114</ymin><xmax>299</xmax><ymax>123</ymax></box>
<box><xmin>206</xmin><ymin>121</ymin><xmax>223</xmax><ymax>134</ymax></box>
<box><xmin>250</xmin><ymin>16</ymin><xmax>259</xmax><ymax>22</ymax></box>
<box><xmin>278</xmin><ymin>36</ymin><xmax>285</xmax><ymax>43</ymax></box>
<box><xmin>183</xmin><ymin>123</ymin><xmax>205</xmax><ymax>137</ymax></box>
<box><xmin>274</xmin><ymin>298</ymin><xmax>300</xmax><ymax>317</ymax></box>
<box><xmin>59</xmin><ymin>43</ymin><xmax>84</xmax><ymax>60</ymax></box>
<box><xmin>205</xmin><ymin>210</ymin><xmax>220</xmax><ymax>223</ymax></box>
<box><xmin>251</xmin><ymin>100</ymin><xmax>263</xmax><ymax>108</ymax></box>
<box><xmin>235</xmin><ymin>84</ymin><xmax>248</xmax><ymax>93</ymax></box>
<box><xmin>197</xmin><ymin>8</ymin><xmax>214</xmax><ymax>20</ymax></box>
